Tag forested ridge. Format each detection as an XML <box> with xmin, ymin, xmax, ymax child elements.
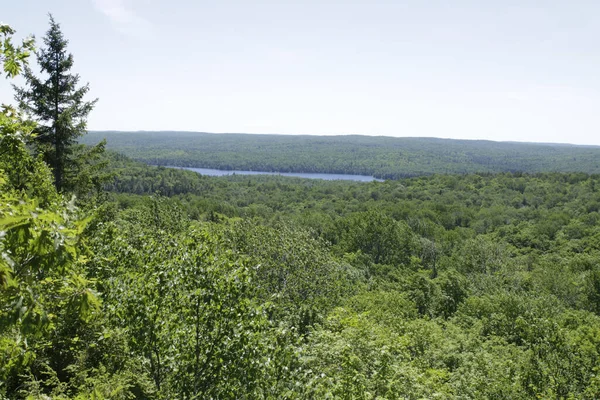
<box><xmin>83</xmin><ymin>130</ymin><xmax>600</xmax><ymax>179</ymax></box>
<box><xmin>4</xmin><ymin>18</ymin><xmax>600</xmax><ymax>400</ymax></box>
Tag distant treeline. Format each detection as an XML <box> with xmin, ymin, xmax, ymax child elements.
<box><xmin>83</xmin><ymin>131</ymin><xmax>600</xmax><ymax>179</ymax></box>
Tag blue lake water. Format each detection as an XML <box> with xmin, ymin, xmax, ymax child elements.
<box><xmin>171</xmin><ymin>166</ymin><xmax>382</xmax><ymax>182</ymax></box>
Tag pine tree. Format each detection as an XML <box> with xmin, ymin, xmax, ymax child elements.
<box><xmin>14</xmin><ymin>14</ymin><xmax>98</xmax><ymax>192</ymax></box>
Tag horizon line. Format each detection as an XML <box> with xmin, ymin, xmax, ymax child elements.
<box><xmin>86</xmin><ymin>130</ymin><xmax>600</xmax><ymax>148</ymax></box>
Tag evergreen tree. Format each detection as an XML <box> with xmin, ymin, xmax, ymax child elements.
<box><xmin>14</xmin><ymin>14</ymin><xmax>98</xmax><ymax>192</ymax></box>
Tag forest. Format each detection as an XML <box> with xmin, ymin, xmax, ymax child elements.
<box><xmin>3</xmin><ymin>17</ymin><xmax>600</xmax><ymax>400</ymax></box>
<box><xmin>82</xmin><ymin>130</ymin><xmax>600</xmax><ymax>179</ymax></box>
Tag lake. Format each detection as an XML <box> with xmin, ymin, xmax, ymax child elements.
<box><xmin>171</xmin><ymin>166</ymin><xmax>383</xmax><ymax>182</ymax></box>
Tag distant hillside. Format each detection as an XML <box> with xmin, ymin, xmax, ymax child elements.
<box><xmin>82</xmin><ymin>131</ymin><xmax>600</xmax><ymax>179</ymax></box>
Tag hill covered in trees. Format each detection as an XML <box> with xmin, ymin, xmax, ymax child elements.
<box><xmin>83</xmin><ymin>130</ymin><xmax>600</xmax><ymax>179</ymax></box>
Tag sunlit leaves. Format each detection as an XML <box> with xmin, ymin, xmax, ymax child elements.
<box><xmin>0</xmin><ymin>24</ymin><xmax>34</xmax><ymax>78</ymax></box>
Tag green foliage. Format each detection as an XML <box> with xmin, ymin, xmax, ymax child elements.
<box><xmin>0</xmin><ymin>105</ymin><xmax>57</xmax><ymax>201</ymax></box>
<box><xmin>7</xmin><ymin>149</ymin><xmax>600</xmax><ymax>397</ymax></box>
<box><xmin>0</xmin><ymin>23</ymin><xmax>34</xmax><ymax>78</ymax></box>
<box><xmin>0</xmin><ymin>24</ymin><xmax>104</xmax><ymax>398</ymax></box>
<box><xmin>339</xmin><ymin>210</ymin><xmax>416</xmax><ymax>268</ymax></box>
<box><xmin>91</xmin><ymin>163</ymin><xmax>600</xmax><ymax>398</ymax></box>
<box><xmin>85</xmin><ymin>199</ymin><xmax>304</xmax><ymax>398</ymax></box>
<box><xmin>66</xmin><ymin>140</ymin><xmax>112</xmax><ymax>199</ymax></box>
<box><xmin>0</xmin><ymin>109</ymin><xmax>100</xmax><ymax>399</ymax></box>
<box><xmin>218</xmin><ymin>220</ymin><xmax>357</xmax><ymax>332</ymax></box>
<box><xmin>0</xmin><ymin>165</ymin><xmax>103</xmax><ymax>398</ymax></box>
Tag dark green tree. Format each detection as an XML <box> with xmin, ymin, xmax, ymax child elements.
<box><xmin>14</xmin><ymin>15</ymin><xmax>99</xmax><ymax>193</ymax></box>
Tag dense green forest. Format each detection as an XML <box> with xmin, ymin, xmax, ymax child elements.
<box><xmin>83</xmin><ymin>130</ymin><xmax>600</xmax><ymax>179</ymax></box>
<box><xmin>7</xmin><ymin>147</ymin><xmax>600</xmax><ymax>398</ymax></box>
<box><xmin>4</xmin><ymin>18</ymin><xmax>600</xmax><ymax>400</ymax></box>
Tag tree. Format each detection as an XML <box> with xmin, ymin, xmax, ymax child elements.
<box><xmin>14</xmin><ymin>15</ymin><xmax>98</xmax><ymax>193</ymax></box>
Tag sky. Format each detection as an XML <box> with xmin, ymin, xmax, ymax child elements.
<box><xmin>2</xmin><ymin>0</ymin><xmax>600</xmax><ymax>145</ymax></box>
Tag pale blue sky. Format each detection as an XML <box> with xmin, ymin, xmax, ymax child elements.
<box><xmin>2</xmin><ymin>0</ymin><xmax>600</xmax><ymax>145</ymax></box>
